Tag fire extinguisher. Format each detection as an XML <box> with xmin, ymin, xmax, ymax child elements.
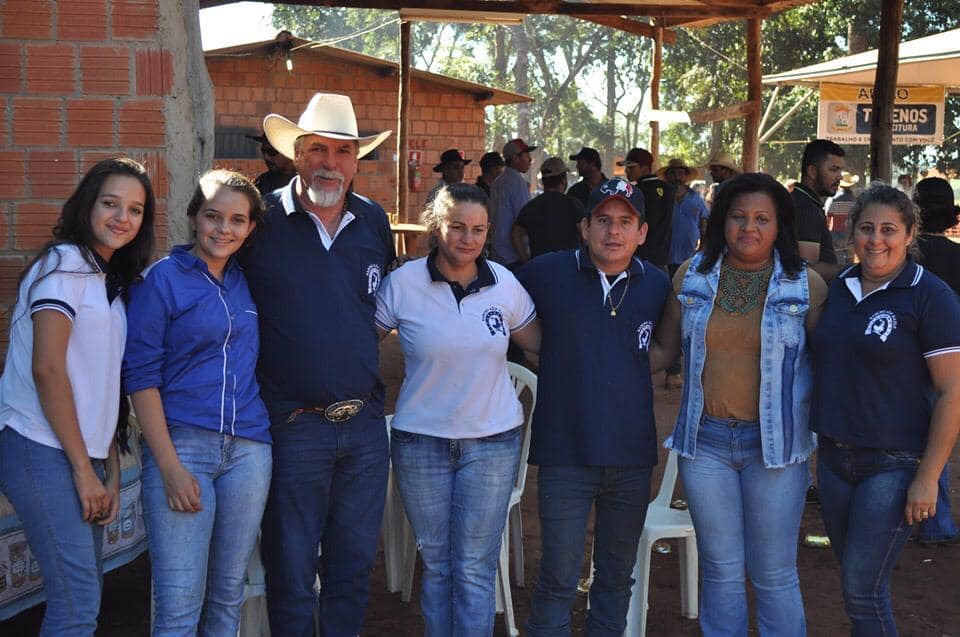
<box><xmin>408</xmin><ymin>157</ymin><xmax>422</xmax><ymax>192</ymax></box>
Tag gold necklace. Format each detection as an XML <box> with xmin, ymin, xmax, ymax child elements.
<box><xmin>607</xmin><ymin>274</ymin><xmax>630</xmax><ymax>316</ymax></box>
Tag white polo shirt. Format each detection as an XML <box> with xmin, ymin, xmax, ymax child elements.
<box><xmin>376</xmin><ymin>255</ymin><xmax>536</xmax><ymax>439</ymax></box>
<box><xmin>0</xmin><ymin>244</ymin><xmax>126</xmax><ymax>459</ymax></box>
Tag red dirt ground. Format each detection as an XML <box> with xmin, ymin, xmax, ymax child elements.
<box><xmin>3</xmin><ymin>333</ymin><xmax>958</xmax><ymax>635</ymax></box>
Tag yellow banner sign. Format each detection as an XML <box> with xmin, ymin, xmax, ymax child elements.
<box><xmin>818</xmin><ymin>83</ymin><xmax>945</xmax><ymax>145</ymax></box>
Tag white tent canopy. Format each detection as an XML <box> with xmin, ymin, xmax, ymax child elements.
<box><xmin>762</xmin><ymin>27</ymin><xmax>960</xmax><ymax>93</ymax></box>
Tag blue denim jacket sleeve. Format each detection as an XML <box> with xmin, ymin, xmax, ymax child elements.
<box><xmin>665</xmin><ymin>250</ymin><xmax>816</xmax><ymax>468</ymax></box>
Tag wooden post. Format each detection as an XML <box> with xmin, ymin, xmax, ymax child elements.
<box><xmin>742</xmin><ymin>17</ymin><xmax>762</xmax><ymax>172</ymax></box>
<box><xmin>397</xmin><ymin>20</ymin><xmax>411</xmax><ymax>221</ymax></box>
<box><xmin>870</xmin><ymin>0</ymin><xmax>904</xmax><ymax>183</ymax></box>
<box><xmin>650</xmin><ymin>22</ymin><xmax>663</xmax><ymax>164</ymax></box>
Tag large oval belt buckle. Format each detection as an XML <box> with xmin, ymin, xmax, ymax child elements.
<box><xmin>325</xmin><ymin>399</ymin><xmax>364</xmax><ymax>422</ymax></box>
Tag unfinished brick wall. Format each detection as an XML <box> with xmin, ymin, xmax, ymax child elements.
<box><xmin>0</xmin><ymin>0</ymin><xmax>210</xmax><ymax>354</ymax></box>
<box><xmin>206</xmin><ymin>49</ymin><xmax>490</xmax><ymax>222</ymax></box>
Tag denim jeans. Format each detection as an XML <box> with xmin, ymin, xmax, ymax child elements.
<box><xmin>391</xmin><ymin>426</ymin><xmax>521</xmax><ymax>637</ymax></box>
<box><xmin>817</xmin><ymin>437</ymin><xmax>919</xmax><ymax>637</ymax></box>
<box><xmin>917</xmin><ymin>465</ymin><xmax>959</xmax><ymax>542</ymax></box>
<box><xmin>678</xmin><ymin>416</ymin><xmax>807</xmax><ymax>637</ymax></box>
<box><xmin>527</xmin><ymin>464</ymin><xmax>652</xmax><ymax>637</ymax></box>
<box><xmin>141</xmin><ymin>426</ymin><xmax>272</xmax><ymax>636</ymax></box>
<box><xmin>260</xmin><ymin>411</ymin><xmax>388</xmax><ymax>637</ymax></box>
<box><xmin>0</xmin><ymin>427</ymin><xmax>105</xmax><ymax>636</ymax></box>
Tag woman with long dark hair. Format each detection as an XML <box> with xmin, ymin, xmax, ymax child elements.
<box><xmin>0</xmin><ymin>157</ymin><xmax>155</xmax><ymax>635</ymax></box>
<box><xmin>656</xmin><ymin>172</ymin><xmax>826</xmax><ymax>635</ymax></box>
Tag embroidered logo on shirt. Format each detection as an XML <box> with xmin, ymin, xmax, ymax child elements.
<box><xmin>864</xmin><ymin>310</ymin><xmax>897</xmax><ymax>343</ymax></box>
<box><xmin>637</xmin><ymin>321</ymin><xmax>654</xmax><ymax>351</ymax></box>
<box><xmin>482</xmin><ymin>306</ymin><xmax>507</xmax><ymax>336</ymax></box>
<box><xmin>366</xmin><ymin>264</ymin><xmax>382</xmax><ymax>294</ymax></box>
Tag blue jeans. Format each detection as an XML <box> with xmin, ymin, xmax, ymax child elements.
<box><xmin>818</xmin><ymin>437</ymin><xmax>919</xmax><ymax>637</ymax></box>
<box><xmin>0</xmin><ymin>427</ymin><xmax>105</xmax><ymax>636</ymax></box>
<box><xmin>918</xmin><ymin>465</ymin><xmax>958</xmax><ymax>542</ymax></box>
<box><xmin>142</xmin><ymin>426</ymin><xmax>272</xmax><ymax>636</ymax></box>
<box><xmin>678</xmin><ymin>416</ymin><xmax>807</xmax><ymax>637</ymax></box>
<box><xmin>260</xmin><ymin>411</ymin><xmax>388</xmax><ymax>637</ymax></box>
<box><xmin>527</xmin><ymin>464</ymin><xmax>652</xmax><ymax>637</ymax></box>
<box><xmin>391</xmin><ymin>426</ymin><xmax>521</xmax><ymax>637</ymax></box>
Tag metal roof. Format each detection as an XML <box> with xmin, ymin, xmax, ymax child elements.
<box><xmin>762</xmin><ymin>27</ymin><xmax>960</xmax><ymax>93</ymax></box>
<box><xmin>204</xmin><ymin>36</ymin><xmax>534</xmax><ymax>105</ymax></box>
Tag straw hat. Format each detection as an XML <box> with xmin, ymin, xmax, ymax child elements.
<box><xmin>839</xmin><ymin>171</ymin><xmax>860</xmax><ymax>189</ymax></box>
<box><xmin>656</xmin><ymin>158</ymin><xmax>702</xmax><ymax>181</ymax></box>
<box><xmin>706</xmin><ymin>151</ymin><xmax>741</xmax><ymax>174</ymax></box>
<box><xmin>263</xmin><ymin>93</ymin><xmax>392</xmax><ymax>160</ymax></box>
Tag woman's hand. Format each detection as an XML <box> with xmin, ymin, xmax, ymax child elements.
<box><xmin>905</xmin><ymin>474</ymin><xmax>938</xmax><ymax>525</ymax></box>
<box><xmin>161</xmin><ymin>462</ymin><xmax>202</xmax><ymax>513</ymax></box>
<box><xmin>101</xmin><ymin>469</ymin><xmax>121</xmax><ymax>526</ymax></box>
<box><xmin>72</xmin><ymin>464</ymin><xmax>110</xmax><ymax>523</ymax></box>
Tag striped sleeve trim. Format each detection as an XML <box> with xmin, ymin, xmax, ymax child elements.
<box><xmin>923</xmin><ymin>346</ymin><xmax>960</xmax><ymax>359</ymax></box>
<box><xmin>30</xmin><ymin>298</ymin><xmax>76</xmax><ymax>321</ymax></box>
<box><xmin>515</xmin><ymin>309</ymin><xmax>537</xmax><ymax>331</ymax></box>
<box><xmin>374</xmin><ymin>317</ymin><xmax>397</xmax><ymax>332</ymax></box>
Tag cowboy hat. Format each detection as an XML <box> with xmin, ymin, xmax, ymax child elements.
<box><xmin>656</xmin><ymin>158</ymin><xmax>702</xmax><ymax>181</ymax></box>
<box><xmin>839</xmin><ymin>171</ymin><xmax>860</xmax><ymax>189</ymax></box>
<box><xmin>262</xmin><ymin>93</ymin><xmax>392</xmax><ymax>160</ymax></box>
<box><xmin>432</xmin><ymin>148</ymin><xmax>471</xmax><ymax>172</ymax></box>
<box><xmin>706</xmin><ymin>151</ymin><xmax>741</xmax><ymax>174</ymax></box>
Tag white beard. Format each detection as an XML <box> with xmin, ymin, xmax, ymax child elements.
<box><xmin>307</xmin><ymin>184</ymin><xmax>344</xmax><ymax>207</ymax></box>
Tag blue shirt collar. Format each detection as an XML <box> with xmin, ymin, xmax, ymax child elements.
<box><xmin>839</xmin><ymin>257</ymin><xmax>922</xmax><ymax>289</ymax></box>
<box><xmin>426</xmin><ymin>249</ymin><xmax>496</xmax><ymax>289</ymax></box>
<box><xmin>575</xmin><ymin>248</ymin><xmax>646</xmax><ymax>277</ymax></box>
<box><xmin>171</xmin><ymin>244</ymin><xmax>241</xmax><ymax>282</ymax></box>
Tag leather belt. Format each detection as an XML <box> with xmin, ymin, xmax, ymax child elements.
<box><xmin>287</xmin><ymin>395</ymin><xmax>371</xmax><ymax>424</ymax></box>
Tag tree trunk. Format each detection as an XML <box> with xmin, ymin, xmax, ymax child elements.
<box><xmin>605</xmin><ymin>31</ymin><xmax>617</xmax><ymax>171</ymax></box>
<box><xmin>512</xmin><ymin>21</ymin><xmax>530</xmax><ymax>140</ymax></box>
<box><xmin>870</xmin><ymin>0</ymin><xmax>904</xmax><ymax>183</ymax></box>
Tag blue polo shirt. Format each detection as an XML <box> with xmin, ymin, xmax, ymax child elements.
<box><xmin>238</xmin><ymin>184</ymin><xmax>396</xmax><ymax>421</ymax></box>
<box><xmin>123</xmin><ymin>246</ymin><xmax>271</xmax><ymax>443</ymax></box>
<box><xmin>518</xmin><ymin>249</ymin><xmax>670</xmax><ymax>467</ymax></box>
<box><xmin>811</xmin><ymin>260</ymin><xmax>960</xmax><ymax>451</ymax></box>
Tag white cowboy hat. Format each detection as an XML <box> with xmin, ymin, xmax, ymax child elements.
<box><xmin>262</xmin><ymin>93</ymin><xmax>392</xmax><ymax>160</ymax></box>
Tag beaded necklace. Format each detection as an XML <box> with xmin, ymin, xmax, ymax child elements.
<box><xmin>716</xmin><ymin>260</ymin><xmax>773</xmax><ymax>314</ymax></box>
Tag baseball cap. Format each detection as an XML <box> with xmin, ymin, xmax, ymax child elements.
<box><xmin>539</xmin><ymin>157</ymin><xmax>568</xmax><ymax>179</ymax></box>
<box><xmin>479</xmin><ymin>151</ymin><xmax>505</xmax><ymax>170</ymax></box>
<box><xmin>617</xmin><ymin>147</ymin><xmax>654</xmax><ymax>167</ymax></box>
<box><xmin>503</xmin><ymin>138</ymin><xmax>537</xmax><ymax>162</ymax></box>
<box><xmin>586</xmin><ymin>178</ymin><xmax>645</xmax><ymax>219</ymax></box>
<box><xmin>569</xmin><ymin>147</ymin><xmax>601</xmax><ymax>164</ymax></box>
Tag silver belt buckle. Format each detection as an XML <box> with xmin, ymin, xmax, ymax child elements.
<box><xmin>324</xmin><ymin>399</ymin><xmax>364</xmax><ymax>422</ymax></box>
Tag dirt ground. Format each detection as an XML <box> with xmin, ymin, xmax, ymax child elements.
<box><xmin>3</xmin><ymin>333</ymin><xmax>959</xmax><ymax>636</ymax></box>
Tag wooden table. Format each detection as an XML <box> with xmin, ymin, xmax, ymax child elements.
<box><xmin>390</xmin><ymin>223</ymin><xmax>427</xmax><ymax>256</ymax></box>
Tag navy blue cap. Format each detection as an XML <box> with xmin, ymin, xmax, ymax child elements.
<box><xmin>586</xmin><ymin>178</ymin><xmax>646</xmax><ymax>219</ymax></box>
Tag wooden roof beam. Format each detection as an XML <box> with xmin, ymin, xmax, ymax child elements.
<box><xmin>234</xmin><ymin>0</ymin><xmax>774</xmax><ymax>20</ymax></box>
<box><xmin>573</xmin><ymin>15</ymin><xmax>677</xmax><ymax>44</ymax></box>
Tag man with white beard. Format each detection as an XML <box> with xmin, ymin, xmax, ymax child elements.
<box><xmin>239</xmin><ymin>93</ymin><xmax>396</xmax><ymax>637</ymax></box>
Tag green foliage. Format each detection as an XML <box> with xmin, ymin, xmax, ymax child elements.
<box><xmin>272</xmin><ymin>2</ymin><xmax>960</xmax><ymax>177</ymax></box>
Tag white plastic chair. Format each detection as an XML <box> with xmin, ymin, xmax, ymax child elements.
<box><xmin>623</xmin><ymin>450</ymin><xmax>698</xmax><ymax>637</ymax></box>
<box><xmin>394</xmin><ymin>364</ymin><xmax>537</xmax><ymax>637</ymax></box>
<box><xmin>237</xmin><ymin>538</ymin><xmax>270</xmax><ymax>636</ymax></box>
<box><xmin>503</xmin><ymin>362</ymin><xmax>538</xmax><ymax>588</ymax></box>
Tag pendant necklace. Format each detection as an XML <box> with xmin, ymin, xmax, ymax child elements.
<box><xmin>607</xmin><ymin>275</ymin><xmax>630</xmax><ymax>316</ymax></box>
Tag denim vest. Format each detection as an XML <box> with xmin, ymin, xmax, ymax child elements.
<box><xmin>665</xmin><ymin>251</ymin><xmax>816</xmax><ymax>468</ymax></box>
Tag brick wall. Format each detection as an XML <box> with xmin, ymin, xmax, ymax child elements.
<box><xmin>0</xmin><ymin>0</ymin><xmax>189</xmax><ymax>352</ymax></box>
<box><xmin>206</xmin><ymin>49</ymin><xmax>489</xmax><ymax>222</ymax></box>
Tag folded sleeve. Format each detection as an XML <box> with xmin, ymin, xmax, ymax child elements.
<box><xmin>27</xmin><ymin>249</ymin><xmax>89</xmax><ymax>322</ymax></box>
<box><xmin>920</xmin><ymin>282</ymin><xmax>960</xmax><ymax>359</ymax></box>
